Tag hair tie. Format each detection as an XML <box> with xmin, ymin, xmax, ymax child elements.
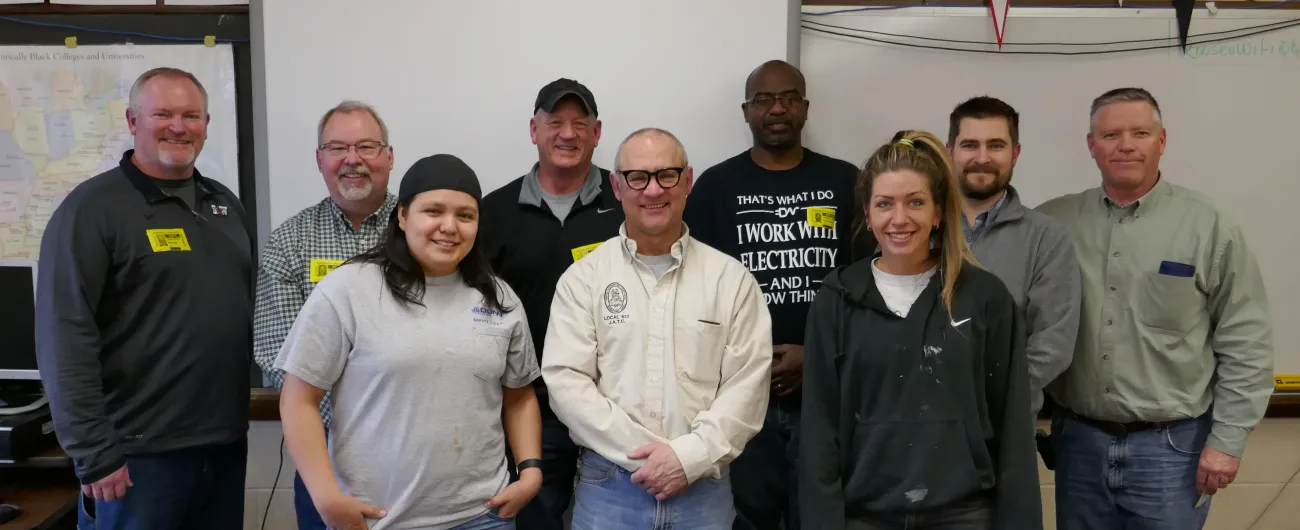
<box><xmin>895</xmin><ymin>138</ymin><xmax>914</xmax><ymax>148</ymax></box>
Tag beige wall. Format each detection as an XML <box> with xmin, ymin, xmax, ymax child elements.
<box><xmin>240</xmin><ymin>419</ymin><xmax>1300</xmax><ymax>530</ymax></box>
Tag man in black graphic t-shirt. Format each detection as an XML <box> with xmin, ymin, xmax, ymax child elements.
<box><xmin>684</xmin><ymin>60</ymin><xmax>873</xmax><ymax>530</ymax></box>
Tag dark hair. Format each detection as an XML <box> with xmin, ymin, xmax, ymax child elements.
<box><xmin>348</xmin><ymin>200</ymin><xmax>512</xmax><ymax>314</ymax></box>
<box><xmin>947</xmin><ymin>96</ymin><xmax>1020</xmax><ymax>146</ymax></box>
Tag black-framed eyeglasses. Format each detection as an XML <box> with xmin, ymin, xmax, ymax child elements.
<box><xmin>745</xmin><ymin>93</ymin><xmax>806</xmax><ymax>110</ymax></box>
<box><xmin>619</xmin><ymin>167</ymin><xmax>684</xmax><ymax>191</ymax></box>
<box><xmin>318</xmin><ymin>140</ymin><xmax>389</xmax><ymax>159</ymax></box>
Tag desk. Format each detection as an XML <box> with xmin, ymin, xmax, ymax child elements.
<box><xmin>0</xmin><ymin>447</ymin><xmax>77</xmax><ymax>530</ymax></box>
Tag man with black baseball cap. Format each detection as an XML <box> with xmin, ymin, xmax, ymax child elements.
<box><xmin>479</xmin><ymin>78</ymin><xmax>624</xmax><ymax>529</ymax></box>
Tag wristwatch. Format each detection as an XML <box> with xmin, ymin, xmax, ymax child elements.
<box><xmin>516</xmin><ymin>458</ymin><xmax>543</xmax><ymax>474</ymax></box>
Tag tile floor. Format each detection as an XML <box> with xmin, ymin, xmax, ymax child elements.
<box><xmin>242</xmin><ymin>419</ymin><xmax>1300</xmax><ymax>529</ymax></box>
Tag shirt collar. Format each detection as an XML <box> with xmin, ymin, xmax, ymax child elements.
<box><xmin>1100</xmin><ymin>173</ymin><xmax>1168</xmax><ymax>214</ymax></box>
<box><xmin>118</xmin><ymin>149</ymin><xmax>219</xmax><ymax>203</ymax></box>
<box><xmin>518</xmin><ymin>163</ymin><xmax>604</xmax><ymax>208</ymax></box>
<box><xmin>618</xmin><ymin>222</ymin><xmax>689</xmax><ymax>264</ymax></box>
<box><xmin>961</xmin><ymin>187</ymin><xmax>1011</xmax><ymax>235</ymax></box>
<box><xmin>326</xmin><ymin>192</ymin><xmax>397</xmax><ymax>231</ymax></box>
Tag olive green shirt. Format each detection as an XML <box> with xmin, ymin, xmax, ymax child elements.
<box><xmin>1036</xmin><ymin>178</ymin><xmax>1273</xmax><ymax>457</ymax></box>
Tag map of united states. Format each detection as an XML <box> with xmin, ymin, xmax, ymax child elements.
<box><xmin>0</xmin><ymin>44</ymin><xmax>240</xmax><ymax>260</ymax></box>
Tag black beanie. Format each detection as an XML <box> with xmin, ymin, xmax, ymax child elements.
<box><xmin>398</xmin><ymin>154</ymin><xmax>482</xmax><ymax>205</ymax></box>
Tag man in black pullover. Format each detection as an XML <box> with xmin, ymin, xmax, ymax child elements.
<box><xmin>478</xmin><ymin>78</ymin><xmax>625</xmax><ymax>530</ymax></box>
<box><xmin>35</xmin><ymin>68</ymin><xmax>252</xmax><ymax>530</ymax></box>
<box><xmin>684</xmin><ymin>60</ymin><xmax>873</xmax><ymax>530</ymax></box>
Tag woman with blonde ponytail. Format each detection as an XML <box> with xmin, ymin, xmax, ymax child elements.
<box><xmin>799</xmin><ymin>130</ymin><xmax>1042</xmax><ymax>529</ymax></box>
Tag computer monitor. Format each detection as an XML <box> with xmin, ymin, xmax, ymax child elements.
<box><xmin>0</xmin><ymin>260</ymin><xmax>38</xmax><ymax>382</ymax></box>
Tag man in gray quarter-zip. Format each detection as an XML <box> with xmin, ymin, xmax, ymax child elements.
<box><xmin>946</xmin><ymin>95</ymin><xmax>1081</xmax><ymax>421</ymax></box>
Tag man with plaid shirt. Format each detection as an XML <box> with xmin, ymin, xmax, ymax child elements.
<box><xmin>253</xmin><ymin>101</ymin><xmax>397</xmax><ymax>530</ymax></box>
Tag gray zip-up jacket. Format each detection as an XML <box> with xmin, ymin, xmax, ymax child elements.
<box><xmin>965</xmin><ymin>186</ymin><xmax>1081</xmax><ymax>417</ymax></box>
<box><xmin>35</xmin><ymin>150</ymin><xmax>253</xmax><ymax>484</ymax></box>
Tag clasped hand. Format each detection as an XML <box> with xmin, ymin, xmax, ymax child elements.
<box><xmin>628</xmin><ymin>442</ymin><xmax>688</xmax><ymax>501</ymax></box>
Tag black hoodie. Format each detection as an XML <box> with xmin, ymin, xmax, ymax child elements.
<box><xmin>799</xmin><ymin>258</ymin><xmax>1042</xmax><ymax>529</ymax></box>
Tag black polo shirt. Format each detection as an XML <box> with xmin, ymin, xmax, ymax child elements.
<box><xmin>479</xmin><ymin>164</ymin><xmax>624</xmax><ymax>401</ymax></box>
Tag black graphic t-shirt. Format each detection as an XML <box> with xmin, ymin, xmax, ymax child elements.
<box><xmin>685</xmin><ymin>148</ymin><xmax>872</xmax><ymax>346</ymax></box>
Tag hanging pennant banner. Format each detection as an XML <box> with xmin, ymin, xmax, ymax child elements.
<box><xmin>1173</xmin><ymin>0</ymin><xmax>1195</xmax><ymax>53</ymax></box>
<box><xmin>989</xmin><ymin>0</ymin><xmax>1011</xmax><ymax>49</ymax></box>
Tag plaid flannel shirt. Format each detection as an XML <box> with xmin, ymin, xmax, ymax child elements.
<box><xmin>253</xmin><ymin>193</ymin><xmax>397</xmax><ymax>429</ymax></box>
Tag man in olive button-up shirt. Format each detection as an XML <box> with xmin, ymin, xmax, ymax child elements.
<box><xmin>1037</xmin><ymin>87</ymin><xmax>1273</xmax><ymax>530</ymax></box>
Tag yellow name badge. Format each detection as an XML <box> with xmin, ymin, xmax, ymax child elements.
<box><xmin>571</xmin><ymin>242</ymin><xmax>604</xmax><ymax>262</ymax></box>
<box><xmin>806</xmin><ymin>207</ymin><xmax>836</xmax><ymax>229</ymax></box>
<box><xmin>1275</xmin><ymin>374</ymin><xmax>1300</xmax><ymax>391</ymax></box>
<box><xmin>309</xmin><ymin>259</ymin><xmax>344</xmax><ymax>283</ymax></box>
<box><xmin>145</xmin><ymin>228</ymin><xmax>191</xmax><ymax>252</ymax></box>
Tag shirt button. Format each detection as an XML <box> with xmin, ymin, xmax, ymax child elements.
<box><xmin>1103</xmin><ymin>355</ymin><xmax>1110</xmax><ymax>360</ymax></box>
<box><xmin>1113</xmin><ymin>251</ymin><xmax>1120</xmax><ymax>257</ymax></box>
<box><xmin>1104</xmin><ymin>388</ymin><xmax>1111</xmax><ymax>393</ymax></box>
<box><xmin>651</xmin><ymin>375</ymin><xmax>661</xmax><ymax>383</ymax></box>
<box><xmin>650</xmin><ymin>412</ymin><xmax>657</xmax><ymax>418</ymax></box>
<box><xmin>1110</xmin><ymin>286</ymin><xmax>1116</xmax><ymax>291</ymax></box>
<box><xmin>1107</xmin><ymin>319</ymin><xmax>1113</xmax><ymax>325</ymax></box>
<box><xmin>678</xmin><ymin>372</ymin><xmax>688</xmax><ymax>381</ymax></box>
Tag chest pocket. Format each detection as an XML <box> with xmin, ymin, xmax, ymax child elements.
<box><xmin>469</xmin><ymin>326</ymin><xmax>511</xmax><ymax>384</ymax></box>
<box><xmin>675</xmin><ymin>317</ymin><xmax>726</xmax><ymax>394</ymax></box>
<box><xmin>1136</xmin><ymin>270</ymin><xmax>1203</xmax><ymax>333</ymax></box>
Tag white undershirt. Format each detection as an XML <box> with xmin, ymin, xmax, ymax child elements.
<box><xmin>870</xmin><ymin>257</ymin><xmax>938</xmax><ymax>317</ymax></box>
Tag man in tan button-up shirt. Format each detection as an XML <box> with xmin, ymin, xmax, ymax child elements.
<box><xmin>542</xmin><ymin>127</ymin><xmax>773</xmax><ymax>529</ymax></box>
<box><xmin>1037</xmin><ymin>87</ymin><xmax>1273</xmax><ymax>530</ymax></box>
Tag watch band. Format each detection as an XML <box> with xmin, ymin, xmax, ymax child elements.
<box><xmin>516</xmin><ymin>458</ymin><xmax>543</xmax><ymax>473</ymax></box>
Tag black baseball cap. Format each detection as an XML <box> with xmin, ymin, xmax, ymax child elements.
<box><xmin>534</xmin><ymin>78</ymin><xmax>598</xmax><ymax>117</ymax></box>
<box><xmin>398</xmin><ymin>154</ymin><xmax>482</xmax><ymax>205</ymax></box>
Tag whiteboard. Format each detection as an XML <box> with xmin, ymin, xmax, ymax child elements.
<box><xmin>257</xmin><ymin>0</ymin><xmax>791</xmax><ymax>228</ymax></box>
<box><xmin>800</xmin><ymin>7</ymin><xmax>1300</xmax><ymax>371</ymax></box>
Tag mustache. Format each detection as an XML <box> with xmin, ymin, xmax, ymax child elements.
<box><xmin>963</xmin><ymin>164</ymin><xmax>1001</xmax><ymax>176</ymax></box>
<box><xmin>337</xmin><ymin>164</ymin><xmax>371</xmax><ymax>177</ymax></box>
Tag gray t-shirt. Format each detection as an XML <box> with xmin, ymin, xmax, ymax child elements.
<box><xmin>152</xmin><ymin>176</ymin><xmax>196</xmax><ymax>211</ymax></box>
<box><xmin>636</xmin><ymin>252</ymin><xmax>676</xmax><ymax>278</ymax></box>
<box><xmin>274</xmin><ymin>262</ymin><xmax>539</xmax><ymax>530</ymax></box>
<box><xmin>540</xmin><ymin>187</ymin><xmax>580</xmax><ymax>224</ymax></box>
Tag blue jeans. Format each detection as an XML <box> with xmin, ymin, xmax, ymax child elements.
<box><xmin>453</xmin><ymin>508</ymin><xmax>516</xmax><ymax>529</ymax></box>
<box><xmin>293</xmin><ymin>471</ymin><xmax>326</xmax><ymax>529</ymax></box>
<box><xmin>731</xmin><ymin>395</ymin><xmax>800</xmax><ymax>530</ymax></box>
<box><xmin>1052</xmin><ymin>409</ymin><xmax>1213</xmax><ymax>530</ymax></box>
<box><xmin>570</xmin><ymin>449</ymin><xmax>735</xmax><ymax>529</ymax></box>
<box><xmin>846</xmin><ymin>494</ymin><xmax>994</xmax><ymax>529</ymax></box>
<box><xmin>77</xmin><ymin>438</ymin><xmax>246</xmax><ymax>530</ymax></box>
<box><xmin>507</xmin><ymin>406</ymin><xmax>579</xmax><ymax>530</ymax></box>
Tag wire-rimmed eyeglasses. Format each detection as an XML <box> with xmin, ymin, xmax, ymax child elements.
<box><xmin>317</xmin><ymin>140</ymin><xmax>389</xmax><ymax>159</ymax></box>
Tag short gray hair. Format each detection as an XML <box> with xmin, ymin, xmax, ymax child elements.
<box><xmin>1090</xmin><ymin>87</ymin><xmax>1162</xmax><ymax>126</ymax></box>
<box><xmin>613</xmin><ymin>127</ymin><xmax>689</xmax><ymax>172</ymax></box>
<box><xmin>129</xmin><ymin>67</ymin><xmax>208</xmax><ymax>113</ymax></box>
<box><xmin>317</xmin><ymin>100</ymin><xmax>389</xmax><ymax>145</ymax></box>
